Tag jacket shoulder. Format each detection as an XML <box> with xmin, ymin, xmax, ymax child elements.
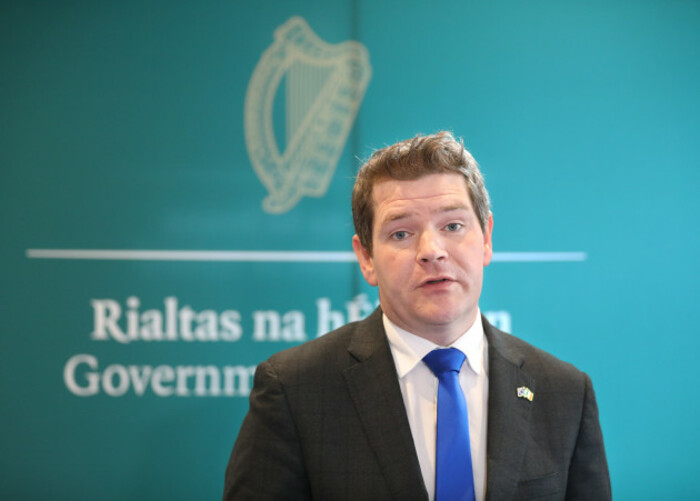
<box><xmin>486</xmin><ymin>322</ymin><xmax>590</xmax><ymax>392</ymax></box>
<box><xmin>263</xmin><ymin>317</ymin><xmax>368</xmax><ymax>382</ymax></box>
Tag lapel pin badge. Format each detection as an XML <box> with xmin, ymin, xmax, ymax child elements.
<box><xmin>517</xmin><ymin>386</ymin><xmax>534</xmax><ymax>401</ymax></box>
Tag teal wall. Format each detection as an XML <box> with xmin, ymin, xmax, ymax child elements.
<box><xmin>2</xmin><ymin>1</ymin><xmax>699</xmax><ymax>499</ymax></box>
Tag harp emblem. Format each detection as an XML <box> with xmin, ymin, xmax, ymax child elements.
<box><xmin>244</xmin><ymin>16</ymin><xmax>371</xmax><ymax>214</ymax></box>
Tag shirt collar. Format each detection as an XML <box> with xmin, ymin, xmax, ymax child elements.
<box><xmin>383</xmin><ymin>310</ymin><xmax>486</xmax><ymax>379</ymax></box>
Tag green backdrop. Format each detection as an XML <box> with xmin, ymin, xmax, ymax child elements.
<box><xmin>2</xmin><ymin>1</ymin><xmax>699</xmax><ymax>499</ymax></box>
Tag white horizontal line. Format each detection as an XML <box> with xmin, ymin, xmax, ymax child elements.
<box><xmin>26</xmin><ymin>249</ymin><xmax>357</xmax><ymax>262</ymax></box>
<box><xmin>493</xmin><ymin>252</ymin><xmax>588</xmax><ymax>262</ymax></box>
<box><xmin>26</xmin><ymin>249</ymin><xmax>587</xmax><ymax>263</ymax></box>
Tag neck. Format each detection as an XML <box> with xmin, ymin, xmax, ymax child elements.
<box><xmin>418</xmin><ymin>327</ymin><xmax>468</xmax><ymax>347</ymax></box>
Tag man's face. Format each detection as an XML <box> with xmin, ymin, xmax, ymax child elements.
<box><xmin>353</xmin><ymin>172</ymin><xmax>493</xmax><ymax>344</ymax></box>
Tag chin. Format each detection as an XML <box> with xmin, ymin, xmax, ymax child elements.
<box><xmin>421</xmin><ymin>311</ymin><xmax>462</xmax><ymax>327</ymax></box>
<box><xmin>426</xmin><ymin>306</ymin><xmax>475</xmax><ymax>324</ymax></box>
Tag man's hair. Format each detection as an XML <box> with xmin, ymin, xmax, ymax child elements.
<box><xmin>352</xmin><ymin>131</ymin><xmax>491</xmax><ymax>254</ymax></box>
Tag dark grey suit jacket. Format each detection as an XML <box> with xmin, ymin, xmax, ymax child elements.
<box><xmin>223</xmin><ymin>308</ymin><xmax>611</xmax><ymax>500</ymax></box>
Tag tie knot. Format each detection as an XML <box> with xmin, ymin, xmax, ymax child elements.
<box><xmin>423</xmin><ymin>348</ymin><xmax>466</xmax><ymax>376</ymax></box>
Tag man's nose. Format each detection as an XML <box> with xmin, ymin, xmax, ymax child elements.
<box><xmin>417</xmin><ymin>229</ymin><xmax>447</xmax><ymax>263</ymax></box>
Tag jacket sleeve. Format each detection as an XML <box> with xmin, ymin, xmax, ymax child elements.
<box><xmin>565</xmin><ymin>374</ymin><xmax>612</xmax><ymax>500</ymax></box>
<box><xmin>222</xmin><ymin>360</ymin><xmax>311</xmax><ymax>500</ymax></box>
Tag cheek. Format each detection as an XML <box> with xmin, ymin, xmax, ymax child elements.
<box><xmin>385</xmin><ymin>251</ymin><xmax>412</xmax><ymax>276</ymax></box>
<box><xmin>456</xmin><ymin>246</ymin><xmax>485</xmax><ymax>273</ymax></box>
<box><xmin>374</xmin><ymin>251</ymin><xmax>407</xmax><ymax>286</ymax></box>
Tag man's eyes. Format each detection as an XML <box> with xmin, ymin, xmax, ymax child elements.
<box><xmin>388</xmin><ymin>222</ymin><xmax>463</xmax><ymax>240</ymax></box>
<box><xmin>391</xmin><ymin>230</ymin><xmax>409</xmax><ymax>241</ymax></box>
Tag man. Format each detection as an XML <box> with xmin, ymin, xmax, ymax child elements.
<box><xmin>223</xmin><ymin>132</ymin><xmax>611</xmax><ymax>500</ymax></box>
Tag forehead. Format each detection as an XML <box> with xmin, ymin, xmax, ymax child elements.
<box><xmin>371</xmin><ymin>173</ymin><xmax>472</xmax><ymax>217</ymax></box>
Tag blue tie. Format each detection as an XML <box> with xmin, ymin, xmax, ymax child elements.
<box><xmin>423</xmin><ymin>348</ymin><xmax>476</xmax><ymax>501</ymax></box>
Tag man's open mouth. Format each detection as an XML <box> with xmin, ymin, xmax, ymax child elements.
<box><xmin>425</xmin><ymin>278</ymin><xmax>449</xmax><ymax>285</ymax></box>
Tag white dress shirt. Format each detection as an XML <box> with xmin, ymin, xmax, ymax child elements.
<box><xmin>383</xmin><ymin>312</ymin><xmax>489</xmax><ymax>501</ymax></box>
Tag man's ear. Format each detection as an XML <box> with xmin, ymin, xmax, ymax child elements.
<box><xmin>352</xmin><ymin>235</ymin><xmax>378</xmax><ymax>286</ymax></box>
<box><xmin>483</xmin><ymin>212</ymin><xmax>494</xmax><ymax>267</ymax></box>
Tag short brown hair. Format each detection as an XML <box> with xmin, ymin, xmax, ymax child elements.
<box><xmin>352</xmin><ymin>131</ymin><xmax>490</xmax><ymax>254</ymax></box>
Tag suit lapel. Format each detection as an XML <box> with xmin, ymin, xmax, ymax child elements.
<box><xmin>341</xmin><ymin>312</ymin><xmax>534</xmax><ymax>500</ymax></box>
<box><xmin>343</xmin><ymin>308</ymin><xmax>428</xmax><ymax>501</ymax></box>
<box><xmin>483</xmin><ymin>319</ymin><xmax>535</xmax><ymax>501</ymax></box>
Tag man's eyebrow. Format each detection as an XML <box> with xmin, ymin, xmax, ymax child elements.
<box><xmin>440</xmin><ymin>203</ymin><xmax>470</xmax><ymax>213</ymax></box>
<box><xmin>380</xmin><ymin>204</ymin><xmax>470</xmax><ymax>225</ymax></box>
<box><xmin>384</xmin><ymin>211</ymin><xmax>412</xmax><ymax>223</ymax></box>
